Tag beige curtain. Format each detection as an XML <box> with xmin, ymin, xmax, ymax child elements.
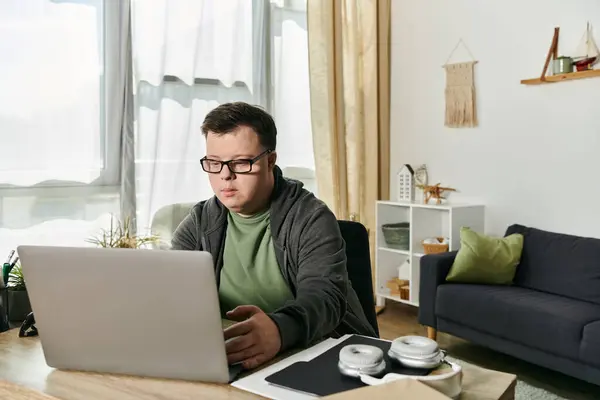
<box><xmin>307</xmin><ymin>0</ymin><xmax>390</xmax><ymax>262</ymax></box>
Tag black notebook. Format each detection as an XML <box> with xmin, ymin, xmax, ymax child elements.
<box><xmin>264</xmin><ymin>335</ymin><xmax>434</xmax><ymax>397</ymax></box>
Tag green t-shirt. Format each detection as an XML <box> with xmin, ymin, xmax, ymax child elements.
<box><xmin>218</xmin><ymin>209</ymin><xmax>294</xmax><ymax>315</ymax></box>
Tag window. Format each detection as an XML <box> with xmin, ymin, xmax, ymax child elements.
<box><xmin>132</xmin><ymin>0</ymin><xmax>315</xmax><ymax>234</ymax></box>
<box><xmin>0</xmin><ymin>0</ymin><xmax>120</xmax><ymax>188</ymax></box>
<box><xmin>0</xmin><ymin>0</ymin><xmax>121</xmax><ymax>257</ymax></box>
<box><xmin>270</xmin><ymin>0</ymin><xmax>315</xmax><ymax>188</ymax></box>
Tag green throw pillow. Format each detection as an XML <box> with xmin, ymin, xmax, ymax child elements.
<box><xmin>446</xmin><ymin>227</ymin><xmax>524</xmax><ymax>284</ymax></box>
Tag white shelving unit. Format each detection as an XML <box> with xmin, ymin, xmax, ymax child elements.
<box><xmin>375</xmin><ymin>200</ymin><xmax>485</xmax><ymax>307</ymax></box>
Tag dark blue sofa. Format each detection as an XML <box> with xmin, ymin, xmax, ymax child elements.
<box><xmin>419</xmin><ymin>224</ymin><xmax>600</xmax><ymax>386</ymax></box>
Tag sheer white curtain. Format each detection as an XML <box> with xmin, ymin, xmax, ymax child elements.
<box><xmin>0</xmin><ymin>0</ymin><xmax>128</xmax><ymax>258</ymax></box>
<box><xmin>131</xmin><ymin>0</ymin><xmax>315</xmax><ymax>239</ymax></box>
<box><xmin>270</xmin><ymin>0</ymin><xmax>316</xmax><ymax>192</ymax></box>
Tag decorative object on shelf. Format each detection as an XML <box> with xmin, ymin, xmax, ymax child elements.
<box><xmin>385</xmin><ymin>278</ymin><xmax>410</xmax><ymax>300</ymax></box>
<box><xmin>553</xmin><ymin>56</ymin><xmax>573</xmax><ymax>74</ymax></box>
<box><xmin>417</xmin><ymin>183</ymin><xmax>456</xmax><ymax>205</ymax></box>
<box><xmin>521</xmin><ymin>24</ymin><xmax>600</xmax><ymax>85</ymax></box>
<box><xmin>397</xmin><ymin>259</ymin><xmax>410</xmax><ymax>280</ymax></box>
<box><xmin>396</xmin><ymin>164</ymin><xmax>415</xmax><ymax>201</ymax></box>
<box><xmin>399</xmin><ymin>285</ymin><xmax>410</xmax><ymax>300</ymax></box>
<box><xmin>381</xmin><ymin>222</ymin><xmax>410</xmax><ymax>250</ymax></box>
<box><xmin>86</xmin><ymin>215</ymin><xmax>159</xmax><ymax>249</ymax></box>
<box><xmin>386</xmin><ymin>278</ymin><xmax>408</xmax><ymax>296</ymax></box>
<box><xmin>422</xmin><ymin>237</ymin><xmax>450</xmax><ymax>255</ymax></box>
<box><xmin>573</xmin><ymin>22</ymin><xmax>599</xmax><ymax>71</ymax></box>
<box><xmin>413</xmin><ymin>164</ymin><xmax>428</xmax><ymax>186</ymax></box>
<box><xmin>443</xmin><ymin>38</ymin><xmax>478</xmax><ymax>128</ymax></box>
<box><xmin>413</xmin><ymin>164</ymin><xmax>428</xmax><ymax>203</ymax></box>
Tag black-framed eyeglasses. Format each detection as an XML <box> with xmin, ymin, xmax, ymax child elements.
<box><xmin>200</xmin><ymin>149</ymin><xmax>272</xmax><ymax>174</ymax></box>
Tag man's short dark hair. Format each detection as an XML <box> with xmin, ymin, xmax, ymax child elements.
<box><xmin>201</xmin><ymin>102</ymin><xmax>277</xmax><ymax>151</ymax></box>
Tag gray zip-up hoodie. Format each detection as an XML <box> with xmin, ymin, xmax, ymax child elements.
<box><xmin>171</xmin><ymin>165</ymin><xmax>377</xmax><ymax>352</ymax></box>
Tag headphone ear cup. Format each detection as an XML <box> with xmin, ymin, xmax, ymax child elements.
<box><xmin>390</xmin><ymin>336</ymin><xmax>439</xmax><ymax>357</ymax></box>
<box><xmin>339</xmin><ymin>344</ymin><xmax>383</xmax><ymax>366</ymax></box>
<box><xmin>388</xmin><ymin>336</ymin><xmax>443</xmax><ymax>369</ymax></box>
<box><xmin>337</xmin><ymin>344</ymin><xmax>386</xmax><ymax>378</ymax></box>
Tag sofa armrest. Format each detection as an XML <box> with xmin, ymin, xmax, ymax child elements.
<box><xmin>418</xmin><ymin>251</ymin><xmax>457</xmax><ymax>329</ymax></box>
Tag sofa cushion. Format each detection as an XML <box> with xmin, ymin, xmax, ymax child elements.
<box><xmin>446</xmin><ymin>227</ymin><xmax>523</xmax><ymax>285</ymax></box>
<box><xmin>506</xmin><ymin>224</ymin><xmax>600</xmax><ymax>305</ymax></box>
<box><xmin>580</xmin><ymin>320</ymin><xmax>600</xmax><ymax>368</ymax></box>
<box><xmin>436</xmin><ymin>284</ymin><xmax>600</xmax><ymax>360</ymax></box>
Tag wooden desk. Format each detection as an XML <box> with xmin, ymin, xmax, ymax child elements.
<box><xmin>0</xmin><ymin>329</ymin><xmax>263</xmax><ymax>400</ymax></box>
<box><xmin>0</xmin><ymin>328</ymin><xmax>516</xmax><ymax>400</ymax></box>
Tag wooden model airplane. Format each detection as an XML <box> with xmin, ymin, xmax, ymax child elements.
<box><xmin>417</xmin><ymin>183</ymin><xmax>456</xmax><ymax>205</ymax></box>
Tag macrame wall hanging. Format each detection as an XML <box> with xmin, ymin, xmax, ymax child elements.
<box><xmin>443</xmin><ymin>39</ymin><xmax>478</xmax><ymax>128</ymax></box>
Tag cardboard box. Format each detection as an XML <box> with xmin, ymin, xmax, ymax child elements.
<box><xmin>322</xmin><ymin>379</ymin><xmax>451</xmax><ymax>399</ymax></box>
<box><xmin>386</xmin><ymin>278</ymin><xmax>409</xmax><ymax>295</ymax></box>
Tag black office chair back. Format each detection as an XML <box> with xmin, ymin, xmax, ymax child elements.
<box><xmin>338</xmin><ymin>220</ymin><xmax>379</xmax><ymax>336</ymax></box>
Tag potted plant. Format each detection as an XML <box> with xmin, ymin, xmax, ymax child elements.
<box><xmin>86</xmin><ymin>215</ymin><xmax>159</xmax><ymax>249</ymax></box>
<box><xmin>6</xmin><ymin>261</ymin><xmax>32</xmax><ymax>322</ymax></box>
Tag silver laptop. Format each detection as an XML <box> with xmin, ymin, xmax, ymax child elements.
<box><xmin>17</xmin><ymin>245</ymin><xmax>242</xmax><ymax>383</ymax></box>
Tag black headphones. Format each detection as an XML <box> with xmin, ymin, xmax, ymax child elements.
<box><xmin>19</xmin><ymin>312</ymin><xmax>38</xmax><ymax>337</ymax></box>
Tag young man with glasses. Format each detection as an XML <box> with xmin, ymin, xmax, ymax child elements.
<box><xmin>172</xmin><ymin>102</ymin><xmax>376</xmax><ymax>370</ymax></box>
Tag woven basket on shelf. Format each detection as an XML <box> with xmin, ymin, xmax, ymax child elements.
<box><xmin>422</xmin><ymin>237</ymin><xmax>449</xmax><ymax>254</ymax></box>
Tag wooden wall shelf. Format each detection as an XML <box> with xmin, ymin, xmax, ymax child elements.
<box><xmin>521</xmin><ymin>69</ymin><xmax>600</xmax><ymax>85</ymax></box>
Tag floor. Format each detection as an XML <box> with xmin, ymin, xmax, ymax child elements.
<box><xmin>377</xmin><ymin>301</ymin><xmax>600</xmax><ymax>400</ymax></box>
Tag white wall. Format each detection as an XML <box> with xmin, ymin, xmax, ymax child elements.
<box><xmin>390</xmin><ymin>0</ymin><xmax>600</xmax><ymax>238</ymax></box>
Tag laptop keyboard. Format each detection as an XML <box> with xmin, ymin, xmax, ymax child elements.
<box><xmin>222</xmin><ymin>319</ymin><xmax>236</xmax><ymax>329</ymax></box>
<box><xmin>221</xmin><ymin>319</ymin><xmax>244</xmax><ymax>382</ymax></box>
<box><xmin>228</xmin><ymin>363</ymin><xmax>244</xmax><ymax>382</ymax></box>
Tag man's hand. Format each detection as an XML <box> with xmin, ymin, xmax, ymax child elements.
<box><xmin>223</xmin><ymin>305</ymin><xmax>282</xmax><ymax>370</ymax></box>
